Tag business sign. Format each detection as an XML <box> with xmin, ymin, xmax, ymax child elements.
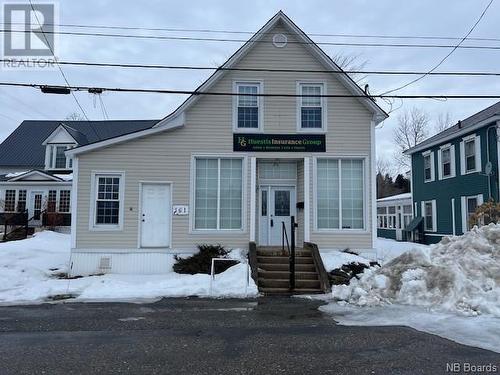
<box><xmin>233</xmin><ymin>134</ymin><xmax>326</xmax><ymax>152</ymax></box>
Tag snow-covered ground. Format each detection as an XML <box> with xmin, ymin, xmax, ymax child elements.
<box><xmin>0</xmin><ymin>231</ymin><xmax>257</xmax><ymax>305</ymax></box>
<box><xmin>320</xmin><ymin>226</ymin><xmax>500</xmax><ymax>353</ymax></box>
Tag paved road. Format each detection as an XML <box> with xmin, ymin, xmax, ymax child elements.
<box><xmin>0</xmin><ymin>297</ymin><xmax>498</xmax><ymax>375</ymax></box>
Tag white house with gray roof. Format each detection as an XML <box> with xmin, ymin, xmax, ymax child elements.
<box><xmin>0</xmin><ymin>120</ymin><xmax>157</xmax><ymax>238</ymax></box>
<box><xmin>65</xmin><ymin>11</ymin><xmax>388</xmax><ymax>281</ymax></box>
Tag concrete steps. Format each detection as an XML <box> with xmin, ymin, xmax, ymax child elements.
<box><xmin>256</xmin><ymin>246</ymin><xmax>323</xmax><ymax>295</ymax></box>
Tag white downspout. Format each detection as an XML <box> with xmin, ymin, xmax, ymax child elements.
<box><xmin>304</xmin><ymin>157</ymin><xmax>310</xmax><ymax>243</ymax></box>
<box><xmin>371</xmin><ymin>118</ymin><xmax>377</xmax><ymax>250</ymax></box>
<box><xmin>249</xmin><ymin>157</ymin><xmax>256</xmax><ymax>242</ymax></box>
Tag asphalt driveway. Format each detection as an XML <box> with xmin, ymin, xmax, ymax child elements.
<box><xmin>0</xmin><ymin>297</ymin><xmax>498</xmax><ymax>374</ymax></box>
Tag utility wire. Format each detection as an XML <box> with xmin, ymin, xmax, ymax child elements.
<box><xmin>28</xmin><ymin>0</ymin><xmax>96</xmax><ymax>134</ymax></box>
<box><xmin>381</xmin><ymin>0</ymin><xmax>495</xmax><ymax>95</ymax></box>
<box><xmin>1</xmin><ymin>81</ymin><xmax>499</xmax><ymax>99</ymax></box>
<box><xmin>2</xmin><ymin>21</ymin><xmax>500</xmax><ymax>43</ymax></box>
<box><xmin>2</xmin><ymin>28</ymin><xmax>500</xmax><ymax>50</ymax></box>
<box><xmin>2</xmin><ymin>59</ymin><xmax>500</xmax><ymax>76</ymax></box>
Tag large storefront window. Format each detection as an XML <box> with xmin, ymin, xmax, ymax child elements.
<box><xmin>194</xmin><ymin>158</ymin><xmax>243</xmax><ymax>230</ymax></box>
<box><xmin>317</xmin><ymin>159</ymin><xmax>364</xmax><ymax>230</ymax></box>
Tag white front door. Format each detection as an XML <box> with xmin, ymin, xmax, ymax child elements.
<box><xmin>269</xmin><ymin>186</ymin><xmax>296</xmax><ymax>246</ymax></box>
<box><xmin>140</xmin><ymin>183</ymin><xmax>171</xmax><ymax>248</ymax></box>
<box><xmin>29</xmin><ymin>191</ymin><xmax>43</xmax><ymax>223</ymax></box>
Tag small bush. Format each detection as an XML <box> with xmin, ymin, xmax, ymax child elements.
<box><xmin>173</xmin><ymin>244</ymin><xmax>239</xmax><ymax>275</ymax></box>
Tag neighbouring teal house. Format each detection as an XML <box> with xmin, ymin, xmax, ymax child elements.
<box><xmin>405</xmin><ymin>101</ymin><xmax>500</xmax><ymax>244</ymax></box>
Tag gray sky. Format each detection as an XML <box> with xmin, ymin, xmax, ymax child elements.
<box><xmin>1</xmin><ymin>0</ymin><xmax>499</xmax><ymax>169</ymax></box>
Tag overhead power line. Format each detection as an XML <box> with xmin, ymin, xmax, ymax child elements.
<box><xmin>1</xmin><ymin>81</ymin><xmax>499</xmax><ymax>99</ymax></box>
<box><xmin>2</xmin><ymin>21</ymin><xmax>500</xmax><ymax>43</ymax></box>
<box><xmin>1</xmin><ymin>28</ymin><xmax>500</xmax><ymax>50</ymax></box>
<box><xmin>28</xmin><ymin>0</ymin><xmax>93</xmax><ymax>126</ymax></box>
<box><xmin>2</xmin><ymin>59</ymin><xmax>500</xmax><ymax>76</ymax></box>
<box><xmin>382</xmin><ymin>0</ymin><xmax>495</xmax><ymax>95</ymax></box>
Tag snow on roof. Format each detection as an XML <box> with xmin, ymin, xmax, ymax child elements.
<box><xmin>377</xmin><ymin>193</ymin><xmax>412</xmax><ymax>203</ymax></box>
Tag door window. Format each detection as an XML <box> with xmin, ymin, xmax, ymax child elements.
<box><xmin>274</xmin><ymin>190</ymin><xmax>290</xmax><ymax>216</ymax></box>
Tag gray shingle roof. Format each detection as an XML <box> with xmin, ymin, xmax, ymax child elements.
<box><xmin>0</xmin><ymin>120</ymin><xmax>159</xmax><ymax>168</ymax></box>
<box><xmin>405</xmin><ymin>101</ymin><xmax>500</xmax><ymax>154</ymax></box>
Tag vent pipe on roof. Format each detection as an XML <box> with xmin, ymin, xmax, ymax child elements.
<box><xmin>458</xmin><ymin>120</ymin><xmax>462</xmax><ymax>129</ymax></box>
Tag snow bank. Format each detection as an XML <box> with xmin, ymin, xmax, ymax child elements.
<box><xmin>320</xmin><ymin>251</ymin><xmax>370</xmax><ymax>272</ymax></box>
<box><xmin>0</xmin><ymin>231</ymin><xmax>257</xmax><ymax>305</ymax></box>
<box><xmin>333</xmin><ymin>224</ymin><xmax>500</xmax><ymax>317</ymax></box>
<box><xmin>375</xmin><ymin>237</ymin><xmax>429</xmax><ymax>264</ymax></box>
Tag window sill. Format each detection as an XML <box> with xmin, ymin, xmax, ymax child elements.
<box><xmin>190</xmin><ymin>228</ymin><xmax>246</xmax><ymax>234</ymax></box>
<box><xmin>463</xmin><ymin>169</ymin><xmax>479</xmax><ymax>175</ymax></box>
<box><xmin>439</xmin><ymin>174</ymin><xmax>455</xmax><ymax>180</ymax></box>
<box><xmin>297</xmin><ymin>128</ymin><xmax>326</xmax><ymax>133</ymax></box>
<box><xmin>89</xmin><ymin>225</ymin><xmax>123</xmax><ymax>232</ymax></box>
<box><xmin>313</xmin><ymin>228</ymin><xmax>368</xmax><ymax>234</ymax></box>
<box><xmin>233</xmin><ymin>127</ymin><xmax>263</xmax><ymax>133</ymax></box>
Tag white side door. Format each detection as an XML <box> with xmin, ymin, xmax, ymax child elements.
<box><xmin>140</xmin><ymin>183</ymin><xmax>171</xmax><ymax>248</ymax></box>
<box><xmin>269</xmin><ymin>186</ymin><xmax>296</xmax><ymax>246</ymax></box>
<box><xmin>29</xmin><ymin>191</ymin><xmax>44</xmax><ymax>224</ymax></box>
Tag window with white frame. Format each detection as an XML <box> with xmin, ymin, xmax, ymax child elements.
<box><xmin>59</xmin><ymin>190</ymin><xmax>71</xmax><ymax>213</ymax></box>
<box><xmin>403</xmin><ymin>204</ymin><xmax>413</xmax><ymax>227</ymax></box>
<box><xmin>194</xmin><ymin>157</ymin><xmax>243</xmax><ymax>230</ymax></box>
<box><xmin>48</xmin><ymin>190</ymin><xmax>57</xmax><ymax>212</ymax></box>
<box><xmin>235</xmin><ymin>82</ymin><xmax>260</xmax><ymax>130</ymax></box>
<box><xmin>377</xmin><ymin>206</ymin><xmax>386</xmax><ymax>228</ymax></box>
<box><xmin>438</xmin><ymin>144</ymin><xmax>455</xmax><ymax>179</ymax></box>
<box><xmin>298</xmin><ymin>83</ymin><xmax>324</xmax><ymax>130</ymax></box>
<box><xmin>47</xmin><ymin>144</ymin><xmax>74</xmax><ymax>169</ymax></box>
<box><xmin>17</xmin><ymin>190</ymin><xmax>27</xmax><ymax>212</ymax></box>
<box><xmin>4</xmin><ymin>190</ymin><xmax>16</xmax><ymax>212</ymax></box>
<box><xmin>316</xmin><ymin>158</ymin><xmax>364</xmax><ymax>230</ymax></box>
<box><xmin>462</xmin><ymin>194</ymin><xmax>483</xmax><ymax>231</ymax></box>
<box><xmin>423</xmin><ymin>200</ymin><xmax>436</xmax><ymax>232</ymax></box>
<box><xmin>423</xmin><ymin>151</ymin><xmax>434</xmax><ymax>182</ymax></box>
<box><xmin>460</xmin><ymin>135</ymin><xmax>481</xmax><ymax>174</ymax></box>
<box><xmin>388</xmin><ymin>206</ymin><xmax>397</xmax><ymax>228</ymax></box>
<box><xmin>93</xmin><ymin>175</ymin><xmax>122</xmax><ymax>226</ymax></box>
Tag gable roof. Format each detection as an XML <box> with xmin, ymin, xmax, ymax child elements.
<box><xmin>68</xmin><ymin>11</ymin><xmax>388</xmax><ymax>157</ymax></box>
<box><xmin>0</xmin><ymin>120</ymin><xmax>158</xmax><ymax>167</ymax></box>
<box><xmin>7</xmin><ymin>170</ymin><xmax>64</xmax><ymax>182</ymax></box>
<box><xmin>405</xmin><ymin>101</ymin><xmax>500</xmax><ymax>155</ymax></box>
<box><xmin>153</xmin><ymin>11</ymin><xmax>388</xmax><ymax>129</ymax></box>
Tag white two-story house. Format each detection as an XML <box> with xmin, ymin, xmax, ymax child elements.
<box><xmin>0</xmin><ymin>120</ymin><xmax>156</xmax><ymax>237</ymax></box>
<box><xmin>66</xmin><ymin>11</ymin><xmax>388</xmax><ymax>275</ymax></box>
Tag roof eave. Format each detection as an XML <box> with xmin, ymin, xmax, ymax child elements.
<box><xmin>404</xmin><ymin>115</ymin><xmax>500</xmax><ymax>155</ymax></box>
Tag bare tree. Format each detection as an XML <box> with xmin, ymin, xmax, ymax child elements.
<box><xmin>65</xmin><ymin>112</ymin><xmax>85</xmax><ymax>121</ymax></box>
<box><xmin>376</xmin><ymin>156</ymin><xmax>395</xmax><ymax>177</ymax></box>
<box><xmin>332</xmin><ymin>52</ymin><xmax>368</xmax><ymax>84</ymax></box>
<box><xmin>393</xmin><ymin>107</ymin><xmax>430</xmax><ymax>170</ymax></box>
<box><xmin>434</xmin><ymin>112</ymin><xmax>453</xmax><ymax>134</ymax></box>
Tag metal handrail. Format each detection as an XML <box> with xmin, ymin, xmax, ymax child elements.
<box><xmin>281</xmin><ymin>216</ymin><xmax>297</xmax><ymax>292</ymax></box>
<box><xmin>281</xmin><ymin>221</ymin><xmax>290</xmax><ymax>253</ymax></box>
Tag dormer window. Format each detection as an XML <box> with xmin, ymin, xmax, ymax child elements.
<box><xmin>47</xmin><ymin>144</ymin><xmax>74</xmax><ymax>169</ymax></box>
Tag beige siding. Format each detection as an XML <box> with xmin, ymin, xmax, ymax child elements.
<box><xmin>75</xmin><ymin>21</ymin><xmax>374</xmax><ymax>252</ymax></box>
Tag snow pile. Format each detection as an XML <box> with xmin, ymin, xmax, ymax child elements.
<box><xmin>320</xmin><ymin>251</ymin><xmax>370</xmax><ymax>272</ymax></box>
<box><xmin>375</xmin><ymin>237</ymin><xmax>429</xmax><ymax>264</ymax></box>
<box><xmin>0</xmin><ymin>231</ymin><xmax>257</xmax><ymax>305</ymax></box>
<box><xmin>333</xmin><ymin>224</ymin><xmax>500</xmax><ymax>317</ymax></box>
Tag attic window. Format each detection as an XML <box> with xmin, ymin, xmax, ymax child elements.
<box><xmin>272</xmin><ymin>33</ymin><xmax>287</xmax><ymax>48</ymax></box>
